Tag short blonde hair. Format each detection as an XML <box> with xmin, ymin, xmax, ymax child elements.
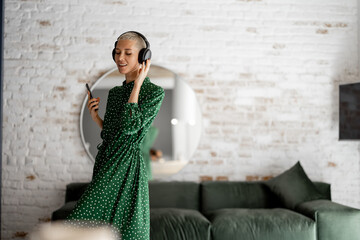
<box><xmin>117</xmin><ymin>32</ymin><xmax>146</xmax><ymax>51</ymax></box>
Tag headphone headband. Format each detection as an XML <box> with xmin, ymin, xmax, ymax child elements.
<box><xmin>112</xmin><ymin>30</ymin><xmax>151</xmax><ymax>63</ymax></box>
<box><xmin>117</xmin><ymin>30</ymin><xmax>150</xmax><ymax>49</ymax></box>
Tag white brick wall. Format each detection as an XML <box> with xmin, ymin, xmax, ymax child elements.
<box><xmin>2</xmin><ymin>0</ymin><xmax>360</xmax><ymax>239</ymax></box>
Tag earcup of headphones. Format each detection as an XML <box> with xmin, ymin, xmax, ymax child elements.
<box><xmin>112</xmin><ymin>40</ymin><xmax>118</xmax><ymax>62</ymax></box>
<box><xmin>112</xmin><ymin>48</ymin><xmax>116</xmax><ymax>61</ymax></box>
<box><xmin>138</xmin><ymin>48</ymin><xmax>152</xmax><ymax>64</ymax></box>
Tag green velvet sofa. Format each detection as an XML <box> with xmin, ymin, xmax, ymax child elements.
<box><xmin>52</xmin><ymin>180</ymin><xmax>360</xmax><ymax>240</ymax></box>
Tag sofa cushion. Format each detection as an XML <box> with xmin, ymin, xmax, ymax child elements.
<box><xmin>51</xmin><ymin>201</ymin><xmax>77</xmax><ymax>221</ymax></box>
<box><xmin>205</xmin><ymin>208</ymin><xmax>316</xmax><ymax>240</ymax></box>
<box><xmin>265</xmin><ymin>161</ymin><xmax>326</xmax><ymax>210</ymax></box>
<box><xmin>149</xmin><ymin>180</ymin><xmax>200</xmax><ymax>210</ymax></box>
<box><xmin>150</xmin><ymin>208</ymin><xmax>211</xmax><ymax>240</ymax></box>
<box><xmin>313</xmin><ymin>182</ymin><xmax>331</xmax><ymax>200</ymax></box>
<box><xmin>65</xmin><ymin>182</ymin><xmax>90</xmax><ymax>203</ymax></box>
<box><xmin>201</xmin><ymin>181</ymin><xmax>280</xmax><ymax>213</ymax></box>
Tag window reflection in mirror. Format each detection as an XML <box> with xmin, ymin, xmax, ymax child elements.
<box><xmin>80</xmin><ymin>65</ymin><xmax>202</xmax><ymax>178</ymax></box>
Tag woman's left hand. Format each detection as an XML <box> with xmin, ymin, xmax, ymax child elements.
<box><xmin>134</xmin><ymin>59</ymin><xmax>151</xmax><ymax>87</ymax></box>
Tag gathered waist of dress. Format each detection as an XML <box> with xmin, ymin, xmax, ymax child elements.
<box><xmin>128</xmin><ymin>141</ymin><xmax>141</xmax><ymax>150</ymax></box>
<box><xmin>97</xmin><ymin>139</ymin><xmax>141</xmax><ymax>151</ymax></box>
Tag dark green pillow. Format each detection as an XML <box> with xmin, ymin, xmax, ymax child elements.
<box><xmin>265</xmin><ymin>161</ymin><xmax>325</xmax><ymax>210</ymax></box>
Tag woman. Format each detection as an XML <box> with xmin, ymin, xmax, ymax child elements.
<box><xmin>64</xmin><ymin>31</ymin><xmax>165</xmax><ymax>240</ymax></box>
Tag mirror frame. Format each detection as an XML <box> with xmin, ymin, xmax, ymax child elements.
<box><xmin>80</xmin><ymin>64</ymin><xmax>199</xmax><ymax>163</ymax></box>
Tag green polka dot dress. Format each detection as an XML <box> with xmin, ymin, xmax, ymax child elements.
<box><xmin>140</xmin><ymin>125</ymin><xmax>159</xmax><ymax>181</ymax></box>
<box><xmin>64</xmin><ymin>76</ymin><xmax>165</xmax><ymax>240</ymax></box>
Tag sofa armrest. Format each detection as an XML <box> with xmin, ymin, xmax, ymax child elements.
<box><xmin>295</xmin><ymin>199</ymin><xmax>360</xmax><ymax>240</ymax></box>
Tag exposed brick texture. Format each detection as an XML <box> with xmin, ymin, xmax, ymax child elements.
<box><xmin>2</xmin><ymin>0</ymin><xmax>360</xmax><ymax>239</ymax></box>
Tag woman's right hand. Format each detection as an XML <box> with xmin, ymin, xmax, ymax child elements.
<box><xmin>87</xmin><ymin>91</ymin><xmax>100</xmax><ymax>121</ymax></box>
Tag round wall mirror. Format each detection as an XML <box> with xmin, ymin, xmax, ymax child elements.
<box><xmin>80</xmin><ymin>64</ymin><xmax>203</xmax><ymax>179</ymax></box>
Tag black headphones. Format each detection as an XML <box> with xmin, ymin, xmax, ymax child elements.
<box><xmin>112</xmin><ymin>31</ymin><xmax>152</xmax><ymax>64</ymax></box>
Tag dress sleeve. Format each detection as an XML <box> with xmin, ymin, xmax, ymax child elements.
<box><xmin>119</xmin><ymin>87</ymin><xmax>165</xmax><ymax>135</ymax></box>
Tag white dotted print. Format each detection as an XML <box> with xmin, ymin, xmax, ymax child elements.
<box><xmin>63</xmin><ymin>76</ymin><xmax>165</xmax><ymax>240</ymax></box>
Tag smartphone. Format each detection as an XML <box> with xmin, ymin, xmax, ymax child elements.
<box><xmin>86</xmin><ymin>83</ymin><xmax>93</xmax><ymax>99</ymax></box>
<box><xmin>86</xmin><ymin>83</ymin><xmax>98</xmax><ymax>111</ymax></box>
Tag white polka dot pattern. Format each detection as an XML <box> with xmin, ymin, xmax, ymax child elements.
<box><xmin>64</xmin><ymin>76</ymin><xmax>165</xmax><ymax>240</ymax></box>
